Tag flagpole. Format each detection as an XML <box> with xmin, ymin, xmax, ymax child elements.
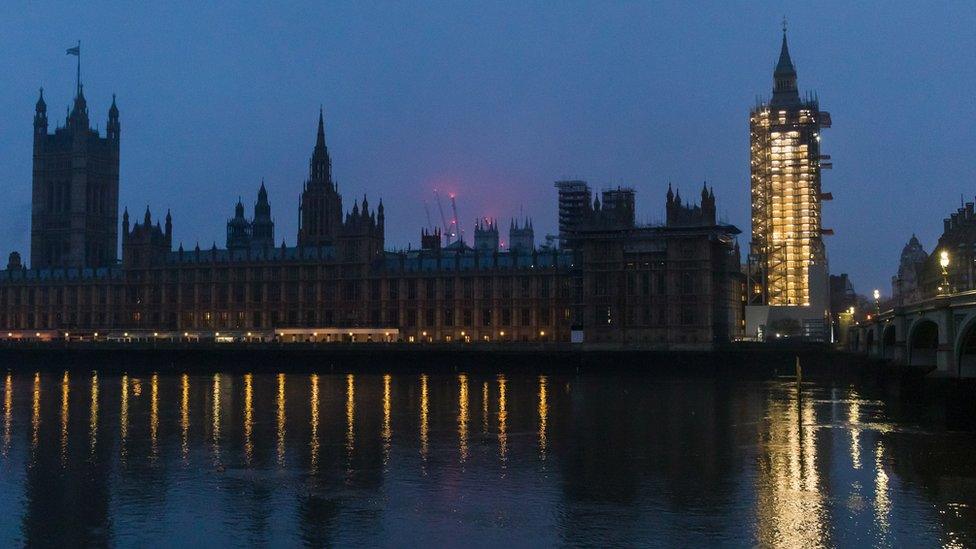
<box><xmin>76</xmin><ymin>40</ymin><xmax>81</xmax><ymax>95</ymax></box>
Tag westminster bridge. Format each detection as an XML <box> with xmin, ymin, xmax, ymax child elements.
<box><xmin>851</xmin><ymin>290</ymin><xmax>976</xmax><ymax>377</ymax></box>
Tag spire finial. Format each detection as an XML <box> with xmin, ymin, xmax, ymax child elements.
<box><xmin>782</xmin><ymin>15</ymin><xmax>787</xmax><ymax>34</ymax></box>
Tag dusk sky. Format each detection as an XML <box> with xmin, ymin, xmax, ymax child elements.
<box><xmin>0</xmin><ymin>2</ymin><xmax>972</xmax><ymax>296</ymax></box>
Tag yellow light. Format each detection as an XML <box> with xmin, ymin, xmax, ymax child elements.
<box><xmin>153</xmin><ymin>332</ymin><xmax>158</xmax><ymax>337</ymax></box>
<box><xmin>422</xmin><ymin>331</ymin><xmax>427</xmax><ymax>337</ymax></box>
<box><xmin>460</xmin><ymin>331</ymin><xmax>465</xmax><ymax>336</ymax></box>
<box><xmin>123</xmin><ymin>333</ymin><xmax>128</xmax><ymax>337</ymax></box>
<box><xmin>940</xmin><ymin>250</ymin><xmax>950</xmax><ymax>268</ymax></box>
<box><xmin>65</xmin><ymin>332</ymin><xmax>69</xmax><ymax>337</ymax></box>
<box><xmin>94</xmin><ymin>332</ymin><xmax>98</xmax><ymax>337</ymax></box>
<box><xmin>184</xmin><ymin>332</ymin><xmax>189</xmax><ymax>337</ymax></box>
<box><xmin>313</xmin><ymin>332</ymin><xmax>318</xmax><ymax>336</ymax></box>
<box><xmin>500</xmin><ymin>331</ymin><xmax>505</xmax><ymax>337</ymax></box>
<box><xmin>247</xmin><ymin>332</ymin><xmax>252</xmax><ymax>337</ymax></box>
<box><xmin>849</xmin><ymin>307</ymin><xmax>855</xmax><ymax>315</ymax></box>
<box><xmin>6</xmin><ymin>333</ymin><xmax>11</xmax><ymax>337</ymax></box>
<box><xmin>540</xmin><ymin>331</ymin><xmax>546</xmax><ymax>337</ymax></box>
<box><xmin>215</xmin><ymin>332</ymin><xmax>220</xmax><ymax>337</ymax></box>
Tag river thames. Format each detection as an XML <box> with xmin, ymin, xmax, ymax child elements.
<box><xmin>0</xmin><ymin>368</ymin><xmax>972</xmax><ymax>546</ymax></box>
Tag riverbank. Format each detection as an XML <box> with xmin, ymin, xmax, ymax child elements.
<box><xmin>0</xmin><ymin>340</ymin><xmax>909</xmax><ymax>378</ymax></box>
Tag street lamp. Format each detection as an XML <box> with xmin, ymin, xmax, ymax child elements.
<box><xmin>873</xmin><ymin>289</ymin><xmax>880</xmax><ymax>314</ymax></box>
<box><xmin>940</xmin><ymin>250</ymin><xmax>950</xmax><ymax>294</ymax></box>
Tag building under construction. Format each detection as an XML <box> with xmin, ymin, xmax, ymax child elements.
<box><xmin>746</xmin><ymin>28</ymin><xmax>832</xmax><ymax>339</ymax></box>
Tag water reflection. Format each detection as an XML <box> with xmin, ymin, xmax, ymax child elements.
<box><xmin>756</xmin><ymin>384</ymin><xmax>826</xmax><ymax>548</ymax></box>
<box><xmin>0</xmin><ymin>371</ymin><xmax>971</xmax><ymax>547</ymax></box>
<box><xmin>243</xmin><ymin>373</ymin><xmax>253</xmax><ymax>465</ymax></box>
<box><xmin>180</xmin><ymin>373</ymin><xmax>189</xmax><ymax>462</ymax></box>
<box><xmin>89</xmin><ymin>372</ymin><xmax>98</xmax><ymax>457</ymax></box>
<box><xmin>150</xmin><ymin>373</ymin><xmax>159</xmax><ymax>462</ymax></box>
<box><xmin>309</xmin><ymin>374</ymin><xmax>319</xmax><ymax>473</ymax></box>
<box><xmin>60</xmin><ymin>371</ymin><xmax>69</xmax><ymax>467</ymax></box>
<box><xmin>382</xmin><ymin>374</ymin><xmax>392</xmax><ymax>464</ymax></box>
<box><xmin>849</xmin><ymin>389</ymin><xmax>862</xmax><ymax>469</ymax></box>
<box><xmin>212</xmin><ymin>373</ymin><xmax>221</xmax><ymax>465</ymax></box>
<box><xmin>276</xmin><ymin>373</ymin><xmax>285</xmax><ymax>467</ymax></box>
<box><xmin>538</xmin><ymin>375</ymin><xmax>548</xmax><ymax>460</ymax></box>
<box><xmin>2</xmin><ymin>372</ymin><xmax>10</xmax><ymax>457</ymax></box>
<box><xmin>119</xmin><ymin>373</ymin><xmax>128</xmax><ymax>462</ymax></box>
<box><xmin>458</xmin><ymin>374</ymin><xmax>469</xmax><ymax>463</ymax></box>
<box><xmin>420</xmin><ymin>373</ymin><xmax>429</xmax><ymax>461</ymax></box>
<box><xmin>497</xmin><ymin>375</ymin><xmax>507</xmax><ymax>464</ymax></box>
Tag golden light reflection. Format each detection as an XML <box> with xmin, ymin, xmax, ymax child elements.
<box><xmin>458</xmin><ymin>374</ymin><xmax>469</xmax><ymax>463</ymax></box>
<box><xmin>419</xmin><ymin>374</ymin><xmax>429</xmax><ymax>461</ymax></box>
<box><xmin>382</xmin><ymin>374</ymin><xmax>392</xmax><ymax>464</ymax></box>
<box><xmin>120</xmin><ymin>374</ymin><xmax>128</xmax><ymax>462</ymax></box>
<box><xmin>755</xmin><ymin>385</ymin><xmax>826</xmax><ymax>547</ymax></box>
<box><xmin>849</xmin><ymin>393</ymin><xmax>861</xmax><ymax>470</ymax></box>
<box><xmin>309</xmin><ymin>374</ymin><xmax>319</xmax><ymax>472</ymax></box>
<box><xmin>276</xmin><ymin>373</ymin><xmax>286</xmax><ymax>467</ymax></box>
<box><xmin>874</xmin><ymin>440</ymin><xmax>890</xmax><ymax>537</ymax></box>
<box><xmin>212</xmin><ymin>373</ymin><xmax>221</xmax><ymax>464</ymax></box>
<box><xmin>3</xmin><ymin>372</ymin><xmax>11</xmax><ymax>457</ymax></box>
<box><xmin>538</xmin><ymin>375</ymin><xmax>548</xmax><ymax>460</ymax></box>
<box><xmin>150</xmin><ymin>373</ymin><xmax>159</xmax><ymax>461</ymax></box>
<box><xmin>89</xmin><ymin>372</ymin><xmax>98</xmax><ymax>456</ymax></box>
<box><xmin>345</xmin><ymin>374</ymin><xmax>355</xmax><ymax>464</ymax></box>
<box><xmin>498</xmin><ymin>375</ymin><xmax>507</xmax><ymax>463</ymax></box>
<box><xmin>31</xmin><ymin>372</ymin><xmax>41</xmax><ymax>459</ymax></box>
<box><xmin>482</xmin><ymin>381</ymin><xmax>489</xmax><ymax>435</ymax></box>
<box><xmin>243</xmin><ymin>373</ymin><xmax>253</xmax><ymax>466</ymax></box>
<box><xmin>60</xmin><ymin>371</ymin><xmax>69</xmax><ymax>467</ymax></box>
<box><xmin>180</xmin><ymin>373</ymin><xmax>189</xmax><ymax>462</ymax></box>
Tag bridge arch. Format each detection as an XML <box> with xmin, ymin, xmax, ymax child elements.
<box><xmin>955</xmin><ymin>314</ymin><xmax>976</xmax><ymax>377</ymax></box>
<box><xmin>881</xmin><ymin>324</ymin><xmax>896</xmax><ymax>360</ymax></box>
<box><xmin>908</xmin><ymin>319</ymin><xmax>940</xmax><ymax>369</ymax></box>
<box><xmin>865</xmin><ymin>329</ymin><xmax>876</xmax><ymax>356</ymax></box>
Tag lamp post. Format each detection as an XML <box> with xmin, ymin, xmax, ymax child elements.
<box><xmin>873</xmin><ymin>289</ymin><xmax>880</xmax><ymax>314</ymax></box>
<box><xmin>940</xmin><ymin>250</ymin><xmax>950</xmax><ymax>295</ymax></box>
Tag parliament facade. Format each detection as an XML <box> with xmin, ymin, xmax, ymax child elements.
<box><xmin>0</xmin><ymin>84</ymin><xmax>745</xmax><ymax>347</ymax></box>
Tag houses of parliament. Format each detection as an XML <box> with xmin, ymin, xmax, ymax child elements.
<box><xmin>0</xmin><ymin>77</ymin><xmax>745</xmax><ymax>347</ymax></box>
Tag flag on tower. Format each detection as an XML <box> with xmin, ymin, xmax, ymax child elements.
<box><xmin>66</xmin><ymin>45</ymin><xmax>80</xmax><ymax>56</ymax></box>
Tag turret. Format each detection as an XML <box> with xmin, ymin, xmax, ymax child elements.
<box><xmin>251</xmin><ymin>180</ymin><xmax>275</xmax><ymax>249</ymax></box>
<box><xmin>122</xmin><ymin>208</ymin><xmax>129</xmax><ymax>242</ymax></box>
<box><xmin>34</xmin><ymin>88</ymin><xmax>47</xmax><ymax>139</ymax></box>
<box><xmin>164</xmin><ymin>209</ymin><xmax>172</xmax><ymax>242</ymax></box>
<box><xmin>107</xmin><ymin>94</ymin><xmax>120</xmax><ymax>142</ymax></box>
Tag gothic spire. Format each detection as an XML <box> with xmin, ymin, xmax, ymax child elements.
<box><xmin>309</xmin><ymin>107</ymin><xmax>332</xmax><ymax>184</ymax></box>
<box><xmin>770</xmin><ymin>26</ymin><xmax>800</xmax><ymax>107</ymax></box>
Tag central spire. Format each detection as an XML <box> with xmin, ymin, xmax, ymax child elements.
<box><xmin>770</xmin><ymin>27</ymin><xmax>800</xmax><ymax>108</ymax></box>
<box><xmin>309</xmin><ymin>107</ymin><xmax>332</xmax><ymax>185</ymax></box>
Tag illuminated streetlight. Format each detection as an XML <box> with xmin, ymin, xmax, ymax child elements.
<box><xmin>940</xmin><ymin>250</ymin><xmax>950</xmax><ymax>294</ymax></box>
<box><xmin>873</xmin><ymin>289</ymin><xmax>880</xmax><ymax>314</ymax></box>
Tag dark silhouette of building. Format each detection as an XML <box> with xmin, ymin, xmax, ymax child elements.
<box><xmin>891</xmin><ymin>235</ymin><xmax>928</xmax><ymax>305</ymax></box>
<box><xmin>474</xmin><ymin>218</ymin><xmax>499</xmax><ymax>252</ymax></box>
<box><xmin>297</xmin><ymin>110</ymin><xmax>343</xmax><ymax>248</ymax></box>
<box><xmin>226</xmin><ymin>183</ymin><xmax>276</xmax><ymax>251</ymax></box>
<box><xmin>554</xmin><ymin>180</ymin><xmax>592</xmax><ymax>249</ymax></box>
<box><xmin>31</xmin><ymin>84</ymin><xmax>120</xmax><ymax>269</ymax></box>
<box><xmin>0</xmin><ymin>92</ymin><xmax>745</xmax><ymax>347</ymax></box>
<box><xmin>508</xmin><ymin>218</ymin><xmax>534</xmax><ymax>253</ymax></box>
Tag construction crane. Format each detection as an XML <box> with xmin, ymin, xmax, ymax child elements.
<box><xmin>434</xmin><ymin>189</ymin><xmax>451</xmax><ymax>246</ymax></box>
<box><xmin>450</xmin><ymin>193</ymin><xmax>463</xmax><ymax>245</ymax></box>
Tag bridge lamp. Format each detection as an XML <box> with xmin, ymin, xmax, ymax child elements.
<box><xmin>873</xmin><ymin>289</ymin><xmax>881</xmax><ymax>314</ymax></box>
<box><xmin>940</xmin><ymin>250</ymin><xmax>950</xmax><ymax>294</ymax></box>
